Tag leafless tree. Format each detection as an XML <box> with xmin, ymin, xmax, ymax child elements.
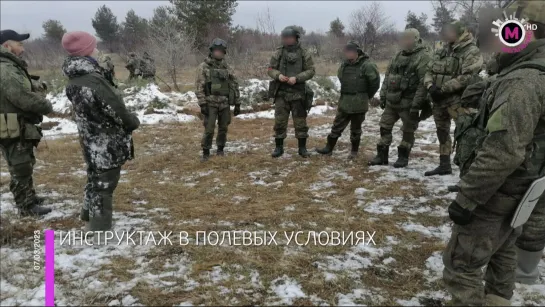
<box><xmin>348</xmin><ymin>2</ymin><xmax>395</xmax><ymax>58</ymax></box>
<box><xmin>255</xmin><ymin>7</ymin><xmax>277</xmax><ymax>50</ymax></box>
<box><xmin>146</xmin><ymin>18</ymin><xmax>196</xmax><ymax>91</ymax></box>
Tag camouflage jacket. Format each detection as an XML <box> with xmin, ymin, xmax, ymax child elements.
<box><xmin>424</xmin><ymin>31</ymin><xmax>483</xmax><ymax>106</ymax></box>
<box><xmin>140</xmin><ymin>57</ymin><xmax>156</xmax><ymax>77</ymax></box>
<box><xmin>267</xmin><ymin>43</ymin><xmax>315</xmax><ymax>89</ymax></box>
<box><xmin>126</xmin><ymin>57</ymin><xmax>141</xmax><ymax>74</ymax></box>
<box><xmin>381</xmin><ymin>44</ymin><xmax>432</xmax><ymax>110</ymax></box>
<box><xmin>195</xmin><ymin>56</ymin><xmax>239</xmax><ymax>109</ymax></box>
<box><xmin>63</xmin><ymin>56</ymin><xmax>140</xmax><ymax>170</ymax></box>
<box><xmin>456</xmin><ymin>39</ymin><xmax>545</xmax><ymax>211</ymax></box>
<box><xmin>0</xmin><ymin>45</ymin><xmax>52</xmax><ymax>139</ymax></box>
<box><xmin>337</xmin><ymin>54</ymin><xmax>381</xmax><ymax>114</ymax></box>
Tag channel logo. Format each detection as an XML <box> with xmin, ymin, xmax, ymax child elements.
<box><xmin>491</xmin><ymin>11</ymin><xmax>536</xmax><ymax>53</ymax></box>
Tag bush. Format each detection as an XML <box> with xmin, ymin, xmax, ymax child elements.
<box><xmin>314</xmin><ymin>75</ymin><xmax>335</xmax><ymax>92</ymax></box>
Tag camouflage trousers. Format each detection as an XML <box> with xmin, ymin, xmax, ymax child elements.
<box><xmin>516</xmin><ymin>195</ymin><xmax>545</xmax><ymax>252</ymax></box>
<box><xmin>433</xmin><ymin>103</ymin><xmax>469</xmax><ymax>155</ymax></box>
<box><xmin>378</xmin><ymin>106</ymin><xmax>418</xmax><ymax>149</ymax></box>
<box><xmin>274</xmin><ymin>96</ymin><xmax>309</xmax><ymax>139</ymax></box>
<box><xmin>201</xmin><ymin>105</ymin><xmax>231</xmax><ymax>150</ymax></box>
<box><xmin>81</xmin><ymin>166</ymin><xmax>121</xmax><ymax>231</ymax></box>
<box><xmin>0</xmin><ymin>139</ymin><xmax>37</xmax><ymax>210</ymax></box>
<box><xmin>328</xmin><ymin>110</ymin><xmax>366</xmax><ymax>142</ymax></box>
<box><xmin>443</xmin><ymin>192</ymin><xmax>521</xmax><ymax>305</ymax></box>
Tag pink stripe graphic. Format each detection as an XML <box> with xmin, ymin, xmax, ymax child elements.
<box><xmin>44</xmin><ymin>230</ymin><xmax>55</xmax><ymax>306</ymax></box>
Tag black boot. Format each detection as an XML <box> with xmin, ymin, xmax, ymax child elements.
<box><xmin>368</xmin><ymin>145</ymin><xmax>389</xmax><ymax>166</ymax></box>
<box><xmin>348</xmin><ymin>139</ymin><xmax>360</xmax><ymax>160</ymax></box>
<box><xmin>201</xmin><ymin>149</ymin><xmax>210</xmax><ymax>162</ymax></box>
<box><xmin>20</xmin><ymin>204</ymin><xmax>52</xmax><ymax>217</ymax></box>
<box><xmin>271</xmin><ymin>138</ymin><xmax>284</xmax><ymax>158</ymax></box>
<box><xmin>447</xmin><ymin>185</ymin><xmax>460</xmax><ymax>193</ymax></box>
<box><xmin>393</xmin><ymin>146</ymin><xmax>410</xmax><ymax>168</ymax></box>
<box><xmin>425</xmin><ymin>155</ymin><xmax>453</xmax><ymax>176</ymax></box>
<box><xmin>298</xmin><ymin>138</ymin><xmax>311</xmax><ymax>158</ymax></box>
<box><xmin>217</xmin><ymin>146</ymin><xmax>225</xmax><ymax>156</ymax></box>
<box><xmin>316</xmin><ymin>136</ymin><xmax>338</xmax><ymax>156</ymax></box>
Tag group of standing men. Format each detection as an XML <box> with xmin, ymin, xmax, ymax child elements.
<box><xmin>125</xmin><ymin>51</ymin><xmax>156</xmax><ymax>81</ymax></box>
<box><xmin>0</xmin><ymin>0</ymin><xmax>544</xmax><ymax>302</ymax></box>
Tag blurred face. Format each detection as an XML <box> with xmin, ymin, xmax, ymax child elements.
<box><xmin>2</xmin><ymin>40</ymin><xmax>24</xmax><ymax>56</ymax></box>
<box><xmin>399</xmin><ymin>34</ymin><xmax>415</xmax><ymax>50</ymax></box>
<box><xmin>344</xmin><ymin>49</ymin><xmax>358</xmax><ymax>61</ymax></box>
<box><xmin>212</xmin><ymin>49</ymin><xmax>225</xmax><ymax>59</ymax></box>
<box><xmin>442</xmin><ymin>26</ymin><xmax>458</xmax><ymax>43</ymax></box>
<box><xmin>281</xmin><ymin>36</ymin><xmax>297</xmax><ymax>46</ymax></box>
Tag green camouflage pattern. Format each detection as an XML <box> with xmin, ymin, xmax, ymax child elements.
<box><xmin>201</xmin><ymin>106</ymin><xmax>231</xmax><ymax>150</ymax></box>
<box><xmin>268</xmin><ymin>43</ymin><xmax>315</xmax><ymax>89</ymax></box>
<box><xmin>378</xmin><ymin>106</ymin><xmax>418</xmax><ymax>149</ymax></box>
<box><xmin>0</xmin><ymin>45</ymin><xmax>52</xmax><ymax>210</ymax></box>
<box><xmin>328</xmin><ymin>110</ymin><xmax>366</xmax><ymax>142</ymax></box>
<box><xmin>196</xmin><ymin>57</ymin><xmax>239</xmax><ymax>109</ymax></box>
<box><xmin>380</xmin><ymin>43</ymin><xmax>432</xmax><ymax>110</ymax></box>
<box><xmin>433</xmin><ymin>103</ymin><xmax>469</xmax><ymax>155</ymax></box>
<box><xmin>125</xmin><ymin>55</ymin><xmax>141</xmax><ymax>80</ymax></box>
<box><xmin>444</xmin><ymin>39</ymin><xmax>545</xmax><ymax>305</ymax></box>
<box><xmin>337</xmin><ymin>54</ymin><xmax>380</xmax><ymax>114</ymax></box>
<box><xmin>273</xmin><ymin>96</ymin><xmax>309</xmax><ymax>139</ymax></box>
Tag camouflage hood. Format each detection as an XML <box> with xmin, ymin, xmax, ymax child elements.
<box><xmin>345</xmin><ymin>53</ymin><xmax>369</xmax><ymax>65</ymax></box>
<box><xmin>402</xmin><ymin>43</ymin><xmax>427</xmax><ymax>56</ymax></box>
<box><xmin>62</xmin><ymin>56</ymin><xmax>101</xmax><ymax>79</ymax></box>
<box><xmin>452</xmin><ymin>31</ymin><xmax>476</xmax><ymax>51</ymax></box>
<box><xmin>0</xmin><ymin>45</ymin><xmax>25</xmax><ymax>68</ymax></box>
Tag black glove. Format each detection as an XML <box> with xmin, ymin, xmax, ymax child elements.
<box><xmin>409</xmin><ymin>109</ymin><xmax>420</xmax><ymax>122</ymax></box>
<box><xmin>379</xmin><ymin>99</ymin><xmax>386</xmax><ymax>109</ymax></box>
<box><xmin>428</xmin><ymin>84</ymin><xmax>444</xmax><ymax>102</ymax></box>
<box><xmin>200</xmin><ymin>104</ymin><xmax>209</xmax><ymax>116</ymax></box>
<box><xmin>234</xmin><ymin>105</ymin><xmax>241</xmax><ymax>117</ymax></box>
<box><xmin>448</xmin><ymin>201</ymin><xmax>474</xmax><ymax>225</ymax></box>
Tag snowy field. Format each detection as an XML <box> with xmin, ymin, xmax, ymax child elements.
<box><xmin>1</xmin><ymin>77</ymin><xmax>544</xmax><ymax>306</ymax></box>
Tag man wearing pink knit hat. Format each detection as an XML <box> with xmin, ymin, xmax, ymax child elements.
<box><xmin>61</xmin><ymin>31</ymin><xmax>140</xmax><ymax>235</ymax></box>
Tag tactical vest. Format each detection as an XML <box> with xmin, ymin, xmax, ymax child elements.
<box><xmin>384</xmin><ymin>50</ymin><xmax>423</xmax><ymax>103</ymax></box>
<box><xmin>207</xmin><ymin>67</ymin><xmax>230</xmax><ymax>97</ymax></box>
<box><xmin>278</xmin><ymin>47</ymin><xmax>305</xmax><ymax>93</ymax></box>
<box><xmin>338</xmin><ymin>60</ymin><xmax>367</xmax><ymax>95</ymax></box>
<box><xmin>455</xmin><ymin>59</ymin><xmax>545</xmax><ymax>185</ymax></box>
<box><xmin>430</xmin><ymin>45</ymin><xmax>470</xmax><ymax>88</ymax></box>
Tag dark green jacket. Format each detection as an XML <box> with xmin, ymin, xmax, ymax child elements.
<box><xmin>337</xmin><ymin>54</ymin><xmax>380</xmax><ymax>114</ymax></box>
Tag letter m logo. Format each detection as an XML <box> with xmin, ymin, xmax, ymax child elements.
<box><xmin>505</xmin><ymin>27</ymin><xmax>519</xmax><ymax>40</ymax></box>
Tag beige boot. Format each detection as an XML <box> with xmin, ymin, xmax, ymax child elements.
<box><xmin>485</xmin><ymin>294</ymin><xmax>511</xmax><ymax>306</ymax></box>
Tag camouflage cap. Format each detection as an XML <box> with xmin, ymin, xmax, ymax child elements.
<box><xmin>281</xmin><ymin>26</ymin><xmax>300</xmax><ymax>38</ymax></box>
<box><xmin>403</xmin><ymin>28</ymin><xmax>421</xmax><ymax>43</ymax></box>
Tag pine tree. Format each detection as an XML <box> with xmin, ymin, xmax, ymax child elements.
<box><xmin>405</xmin><ymin>11</ymin><xmax>430</xmax><ymax>38</ymax></box>
<box><xmin>169</xmin><ymin>0</ymin><xmax>238</xmax><ymax>48</ymax></box>
<box><xmin>42</xmin><ymin>19</ymin><xmax>66</xmax><ymax>42</ymax></box>
<box><xmin>432</xmin><ymin>6</ymin><xmax>455</xmax><ymax>33</ymax></box>
<box><xmin>92</xmin><ymin>5</ymin><xmax>120</xmax><ymax>49</ymax></box>
<box><xmin>328</xmin><ymin>17</ymin><xmax>345</xmax><ymax>38</ymax></box>
<box><xmin>121</xmin><ymin>10</ymin><xmax>149</xmax><ymax>51</ymax></box>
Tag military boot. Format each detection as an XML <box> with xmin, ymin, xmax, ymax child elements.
<box><xmin>201</xmin><ymin>149</ymin><xmax>210</xmax><ymax>162</ymax></box>
<box><xmin>368</xmin><ymin>145</ymin><xmax>389</xmax><ymax>166</ymax></box>
<box><xmin>447</xmin><ymin>185</ymin><xmax>460</xmax><ymax>193</ymax></box>
<box><xmin>393</xmin><ymin>146</ymin><xmax>410</xmax><ymax>168</ymax></box>
<box><xmin>217</xmin><ymin>146</ymin><xmax>225</xmax><ymax>156</ymax></box>
<box><xmin>316</xmin><ymin>136</ymin><xmax>338</xmax><ymax>156</ymax></box>
<box><xmin>298</xmin><ymin>138</ymin><xmax>310</xmax><ymax>158</ymax></box>
<box><xmin>35</xmin><ymin>195</ymin><xmax>47</xmax><ymax>206</ymax></box>
<box><xmin>424</xmin><ymin>155</ymin><xmax>452</xmax><ymax>176</ymax></box>
<box><xmin>271</xmin><ymin>138</ymin><xmax>284</xmax><ymax>158</ymax></box>
<box><xmin>484</xmin><ymin>294</ymin><xmax>511</xmax><ymax>306</ymax></box>
<box><xmin>348</xmin><ymin>139</ymin><xmax>360</xmax><ymax>160</ymax></box>
<box><xmin>515</xmin><ymin>246</ymin><xmax>543</xmax><ymax>285</ymax></box>
<box><xmin>20</xmin><ymin>204</ymin><xmax>52</xmax><ymax>217</ymax></box>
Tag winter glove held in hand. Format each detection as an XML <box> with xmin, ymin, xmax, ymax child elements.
<box><xmin>448</xmin><ymin>201</ymin><xmax>474</xmax><ymax>225</ymax></box>
<box><xmin>428</xmin><ymin>84</ymin><xmax>444</xmax><ymax>102</ymax></box>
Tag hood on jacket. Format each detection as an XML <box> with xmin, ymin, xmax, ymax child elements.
<box><xmin>0</xmin><ymin>45</ymin><xmax>26</xmax><ymax>67</ymax></box>
<box><xmin>62</xmin><ymin>56</ymin><xmax>101</xmax><ymax>78</ymax></box>
<box><xmin>497</xmin><ymin>39</ymin><xmax>545</xmax><ymax>73</ymax></box>
<box><xmin>346</xmin><ymin>53</ymin><xmax>369</xmax><ymax>65</ymax></box>
<box><xmin>402</xmin><ymin>43</ymin><xmax>427</xmax><ymax>56</ymax></box>
<box><xmin>452</xmin><ymin>31</ymin><xmax>475</xmax><ymax>50</ymax></box>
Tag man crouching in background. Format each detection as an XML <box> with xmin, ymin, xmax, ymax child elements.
<box><xmin>61</xmin><ymin>31</ymin><xmax>140</xmax><ymax>234</ymax></box>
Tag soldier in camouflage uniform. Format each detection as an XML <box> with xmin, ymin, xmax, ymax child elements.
<box><xmin>443</xmin><ymin>2</ymin><xmax>545</xmax><ymax>304</ymax></box>
<box><xmin>195</xmin><ymin>38</ymin><xmax>240</xmax><ymax>162</ymax></box>
<box><xmin>140</xmin><ymin>52</ymin><xmax>156</xmax><ymax>81</ymax></box>
<box><xmin>99</xmin><ymin>55</ymin><xmax>115</xmax><ymax>80</ymax></box>
<box><xmin>268</xmin><ymin>26</ymin><xmax>316</xmax><ymax>158</ymax></box>
<box><xmin>316</xmin><ymin>40</ymin><xmax>380</xmax><ymax>159</ymax></box>
<box><xmin>368</xmin><ymin>28</ymin><xmax>432</xmax><ymax>167</ymax></box>
<box><xmin>423</xmin><ymin>21</ymin><xmax>483</xmax><ymax>176</ymax></box>
<box><xmin>125</xmin><ymin>52</ymin><xmax>141</xmax><ymax>81</ymax></box>
<box><xmin>62</xmin><ymin>31</ymin><xmax>140</xmax><ymax>232</ymax></box>
<box><xmin>0</xmin><ymin>30</ymin><xmax>53</xmax><ymax>216</ymax></box>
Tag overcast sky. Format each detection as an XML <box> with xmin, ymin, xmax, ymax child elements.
<box><xmin>1</xmin><ymin>1</ymin><xmax>433</xmax><ymax>38</ymax></box>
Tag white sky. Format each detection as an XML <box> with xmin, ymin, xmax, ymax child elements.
<box><xmin>1</xmin><ymin>1</ymin><xmax>434</xmax><ymax>38</ymax></box>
